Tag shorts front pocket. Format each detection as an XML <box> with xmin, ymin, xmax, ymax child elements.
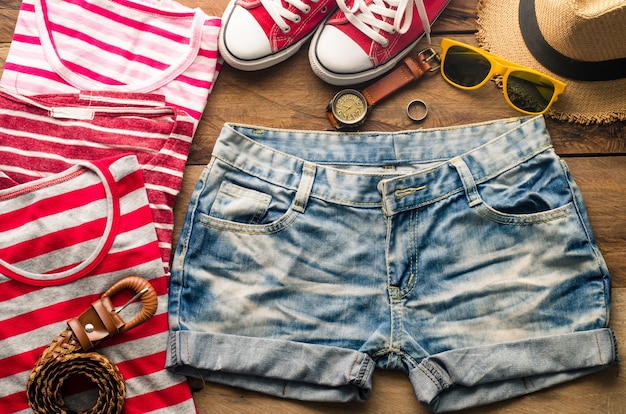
<box><xmin>471</xmin><ymin>151</ymin><xmax>575</xmax><ymax>225</ymax></box>
<box><xmin>209</xmin><ymin>182</ymin><xmax>272</xmax><ymax>224</ymax></box>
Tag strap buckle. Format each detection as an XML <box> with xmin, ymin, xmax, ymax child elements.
<box><xmin>67</xmin><ymin>276</ymin><xmax>158</xmax><ymax>351</ymax></box>
<box><xmin>418</xmin><ymin>47</ymin><xmax>441</xmax><ymax>72</ymax></box>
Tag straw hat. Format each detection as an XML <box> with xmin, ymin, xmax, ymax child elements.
<box><xmin>476</xmin><ymin>0</ymin><xmax>626</xmax><ymax>124</ymax></box>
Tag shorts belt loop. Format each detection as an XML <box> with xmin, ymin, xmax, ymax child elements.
<box><xmin>450</xmin><ymin>157</ymin><xmax>482</xmax><ymax>208</ymax></box>
<box><xmin>293</xmin><ymin>162</ymin><xmax>316</xmax><ymax>213</ymax></box>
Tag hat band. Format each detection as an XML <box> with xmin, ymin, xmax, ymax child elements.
<box><xmin>519</xmin><ymin>0</ymin><xmax>626</xmax><ymax>82</ymax></box>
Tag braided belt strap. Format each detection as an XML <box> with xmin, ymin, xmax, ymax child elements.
<box><xmin>26</xmin><ymin>329</ymin><xmax>126</xmax><ymax>413</ymax></box>
<box><xmin>26</xmin><ymin>276</ymin><xmax>158</xmax><ymax>414</ymax></box>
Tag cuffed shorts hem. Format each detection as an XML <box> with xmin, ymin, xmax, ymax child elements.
<box><xmin>166</xmin><ymin>330</ymin><xmax>375</xmax><ymax>402</ymax></box>
<box><xmin>410</xmin><ymin>328</ymin><xmax>619</xmax><ymax>412</ymax></box>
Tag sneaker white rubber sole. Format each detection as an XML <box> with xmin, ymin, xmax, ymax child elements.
<box><xmin>308</xmin><ymin>30</ymin><xmax>426</xmax><ymax>86</ymax></box>
<box><xmin>219</xmin><ymin>0</ymin><xmax>332</xmax><ymax>71</ymax></box>
<box><xmin>308</xmin><ymin>0</ymin><xmax>450</xmax><ymax>86</ymax></box>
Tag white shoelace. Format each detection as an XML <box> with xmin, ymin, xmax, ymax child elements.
<box><xmin>261</xmin><ymin>0</ymin><xmax>320</xmax><ymax>33</ymax></box>
<box><xmin>336</xmin><ymin>0</ymin><xmax>430</xmax><ymax>46</ymax></box>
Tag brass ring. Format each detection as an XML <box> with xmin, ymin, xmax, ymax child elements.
<box><xmin>406</xmin><ymin>99</ymin><xmax>428</xmax><ymax>122</ymax></box>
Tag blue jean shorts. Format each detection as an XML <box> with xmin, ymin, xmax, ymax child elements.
<box><xmin>166</xmin><ymin>116</ymin><xmax>618</xmax><ymax>412</ymax></box>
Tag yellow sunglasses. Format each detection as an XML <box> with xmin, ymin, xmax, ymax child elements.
<box><xmin>440</xmin><ymin>38</ymin><xmax>567</xmax><ymax>115</ymax></box>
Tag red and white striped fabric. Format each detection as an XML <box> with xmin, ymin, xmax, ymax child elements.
<box><xmin>0</xmin><ymin>88</ymin><xmax>196</xmax><ymax>274</ymax></box>
<box><xmin>1</xmin><ymin>0</ymin><xmax>221</xmax><ymax>126</ymax></box>
<box><xmin>0</xmin><ymin>155</ymin><xmax>196</xmax><ymax>413</ymax></box>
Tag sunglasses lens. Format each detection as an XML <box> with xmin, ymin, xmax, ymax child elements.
<box><xmin>443</xmin><ymin>45</ymin><xmax>491</xmax><ymax>87</ymax></box>
<box><xmin>506</xmin><ymin>71</ymin><xmax>556</xmax><ymax>113</ymax></box>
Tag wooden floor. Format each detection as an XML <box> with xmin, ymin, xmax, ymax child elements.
<box><xmin>2</xmin><ymin>0</ymin><xmax>624</xmax><ymax>412</ymax></box>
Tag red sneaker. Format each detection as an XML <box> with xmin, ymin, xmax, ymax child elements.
<box><xmin>309</xmin><ymin>0</ymin><xmax>450</xmax><ymax>85</ymax></box>
<box><xmin>219</xmin><ymin>0</ymin><xmax>337</xmax><ymax>70</ymax></box>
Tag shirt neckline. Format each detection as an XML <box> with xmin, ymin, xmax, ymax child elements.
<box><xmin>34</xmin><ymin>0</ymin><xmax>205</xmax><ymax>93</ymax></box>
<box><xmin>0</xmin><ymin>159</ymin><xmax>121</xmax><ymax>286</ymax></box>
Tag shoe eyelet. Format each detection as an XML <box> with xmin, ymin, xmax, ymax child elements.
<box><xmin>321</xmin><ymin>6</ymin><xmax>328</xmax><ymax>12</ymax></box>
<box><xmin>282</xmin><ymin>26</ymin><xmax>291</xmax><ymax>33</ymax></box>
<box><xmin>294</xmin><ymin>15</ymin><xmax>301</xmax><ymax>23</ymax></box>
<box><xmin>304</xmin><ymin>5</ymin><xmax>311</xmax><ymax>12</ymax></box>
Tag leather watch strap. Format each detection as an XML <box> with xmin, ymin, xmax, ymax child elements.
<box><xmin>326</xmin><ymin>48</ymin><xmax>437</xmax><ymax>130</ymax></box>
<box><xmin>326</xmin><ymin>109</ymin><xmax>341</xmax><ymax>129</ymax></box>
<box><xmin>362</xmin><ymin>52</ymin><xmax>432</xmax><ymax>106</ymax></box>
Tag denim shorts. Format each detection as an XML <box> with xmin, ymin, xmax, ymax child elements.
<box><xmin>166</xmin><ymin>116</ymin><xmax>618</xmax><ymax>412</ymax></box>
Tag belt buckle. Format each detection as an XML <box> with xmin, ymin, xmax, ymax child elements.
<box><xmin>418</xmin><ymin>47</ymin><xmax>441</xmax><ymax>72</ymax></box>
<box><xmin>67</xmin><ymin>276</ymin><xmax>158</xmax><ymax>351</ymax></box>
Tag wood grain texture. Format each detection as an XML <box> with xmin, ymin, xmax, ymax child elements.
<box><xmin>1</xmin><ymin>0</ymin><xmax>624</xmax><ymax>412</ymax></box>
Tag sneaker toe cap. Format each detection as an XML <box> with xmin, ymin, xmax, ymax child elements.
<box><xmin>314</xmin><ymin>27</ymin><xmax>372</xmax><ymax>73</ymax></box>
<box><xmin>222</xmin><ymin>6</ymin><xmax>272</xmax><ymax>59</ymax></box>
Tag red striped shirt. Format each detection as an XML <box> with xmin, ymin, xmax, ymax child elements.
<box><xmin>0</xmin><ymin>156</ymin><xmax>196</xmax><ymax>413</ymax></box>
<box><xmin>0</xmin><ymin>89</ymin><xmax>195</xmax><ymax>273</ymax></box>
<box><xmin>1</xmin><ymin>0</ymin><xmax>222</xmax><ymax>126</ymax></box>
<box><xmin>0</xmin><ymin>90</ymin><xmax>199</xmax><ymax>412</ymax></box>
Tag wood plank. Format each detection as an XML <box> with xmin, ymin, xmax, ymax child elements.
<box><xmin>0</xmin><ymin>1</ymin><xmax>22</xmax><ymax>9</ymax></box>
<box><xmin>0</xmin><ymin>10</ymin><xmax>18</xmax><ymax>44</ymax></box>
<box><xmin>567</xmin><ymin>157</ymin><xmax>626</xmax><ymax>288</ymax></box>
<box><xmin>1</xmin><ymin>0</ymin><xmax>624</xmax><ymax>412</ymax></box>
<box><xmin>0</xmin><ymin>0</ymin><xmax>19</xmax><ymax>44</ymax></box>
<box><xmin>432</xmin><ymin>0</ymin><xmax>480</xmax><ymax>34</ymax></box>
<box><xmin>0</xmin><ymin>43</ymin><xmax>9</xmax><ymax>74</ymax></box>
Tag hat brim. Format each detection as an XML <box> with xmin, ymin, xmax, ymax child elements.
<box><xmin>476</xmin><ymin>0</ymin><xmax>626</xmax><ymax>124</ymax></box>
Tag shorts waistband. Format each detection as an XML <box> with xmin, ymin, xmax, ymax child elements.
<box><xmin>212</xmin><ymin>116</ymin><xmax>553</xmax><ymax>214</ymax></box>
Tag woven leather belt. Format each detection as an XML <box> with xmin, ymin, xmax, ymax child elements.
<box><xmin>26</xmin><ymin>276</ymin><xmax>158</xmax><ymax>414</ymax></box>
